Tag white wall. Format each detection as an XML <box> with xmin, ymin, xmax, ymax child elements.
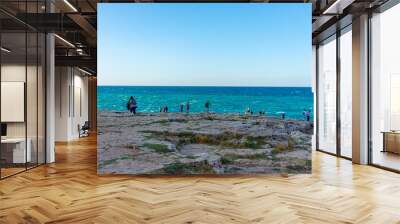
<box><xmin>55</xmin><ymin>66</ymin><xmax>69</xmax><ymax>141</ymax></box>
<box><xmin>55</xmin><ymin>67</ymin><xmax>89</xmax><ymax>141</ymax></box>
<box><xmin>1</xmin><ymin>65</ymin><xmax>25</xmax><ymax>124</ymax></box>
<box><xmin>1</xmin><ymin>65</ymin><xmax>26</xmax><ymax>139</ymax></box>
<box><xmin>1</xmin><ymin>63</ymin><xmax>46</xmax><ymax>164</ymax></box>
<box><xmin>72</xmin><ymin>73</ymin><xmax>89</xmax><ymax>138</ymax></box>
<box><xmin>1</xmin><ymin>65</ymin><xmax>42</xmax><ymax>137</ymax></box>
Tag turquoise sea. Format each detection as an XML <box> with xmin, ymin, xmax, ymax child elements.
<box><xmin>97</xmin><ymin>86</ymin><xmax>313</xmax><ymax>120</ymax></box>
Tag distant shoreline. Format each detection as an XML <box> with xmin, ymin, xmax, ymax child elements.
<box><xmin>98</xmin><ymin>111</ymin><xmax>313</xmax><ymax>123</ymax></box>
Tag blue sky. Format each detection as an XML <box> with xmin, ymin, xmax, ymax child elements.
<box><xmin>98</xmin><ymin>4</ymin><xmax>311</xmax><ymax>87</ymax></box>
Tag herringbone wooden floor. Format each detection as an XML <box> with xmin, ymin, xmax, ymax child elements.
<box><xmin>1</xmin><ymin>135</ymin><xmax>400</xmax><ymax>224</ymax></box>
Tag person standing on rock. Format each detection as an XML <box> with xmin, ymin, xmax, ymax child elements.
<box><xmin>205</xmin><ymin>100</ymin><xmax>210</xmax><ymax>113</ymax></box>
<box><xmin>302</xmin><ymin>109</ymin><xmax>307</xmax><ymax>120</ymax></box>
<box><xmin>127</xmin><ymin>96</ymin><xmax>137</xmax><ymax>114</ymax></box>
<box><xmin>180</xmin><ymin>103</ymin><xmax>184</xmax><ymax>112</ymax></box>
<box><xmin>306</xmin><ymin>109</ymin><xmax>311</xmax><ymax>122</ymax></box>
<box><xmin>186</xmin><ymin>101</ymin><xmax>190</xmax><ymax>113</ymax></box>
<box><xmin>246</xmin><ymin>107</ymin><xmax>251</xmax><ymax>115</ymax></box>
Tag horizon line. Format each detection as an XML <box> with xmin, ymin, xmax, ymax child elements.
<box><xmin>97</xmin><ymin>85</ymin><xmax>312</xmax><ymax>88</ymax></box>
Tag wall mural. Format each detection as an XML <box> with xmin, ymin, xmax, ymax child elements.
<box><xmin>97</xmin><ymin>3</ymin><xmax>313</xmax><ymax>175</ymax></box>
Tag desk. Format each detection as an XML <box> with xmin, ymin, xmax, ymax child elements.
<box><xmin>382</xmin><ymin>131</ymin><xmax>400</xmax><ymax>155</ymax></box>
<box><xmin>1</xmin><ymin>138</ymin><xmax>31</xmax><ymax>163</ymax></box>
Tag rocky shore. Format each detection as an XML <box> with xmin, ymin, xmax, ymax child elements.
<box><xmin>97</xmin><ymin>111</ymin><xmax>313</xmax><ymax>175</ymax></box>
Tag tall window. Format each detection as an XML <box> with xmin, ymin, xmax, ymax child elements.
<box><xmin>339</xmin><ymin>27</ymin><xmax>352</xmax><ymax>158</ymax></box>
<box><xmin>371</xmin><ymin>3</ymin><xmax>400</xmax><ymax>171</ymax></box>
<box><xmin>317</xmin><ymin>36</ymin><xmax>337</xmax><ymax>154</ymax></box>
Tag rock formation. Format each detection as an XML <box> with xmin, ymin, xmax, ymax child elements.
<box><xmin>98</xmin><ymin>111</ymin><xmax>312</xmax><ymax>175</ymax></box>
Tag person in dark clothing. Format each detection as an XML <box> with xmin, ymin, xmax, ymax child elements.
<box><xmin>180</xmin><ymin>103</ymin><xmax>184</xmax><ymax>112</ymax></box>
<box><xmin>306</xmin><ymin>110</ymin><xmax>311</xmax><ymax>122</ymax></box>
<box><xmin>302</xmin><ymin>108</ymin><xmax>306</xmax><ymax>120</ymax></box>
<box><xmin>205</xmin><ymin>100</ymin><xmax>210</xmax><ymax>113</ymax></box>
<box><xmin>127</xmin><ymin>96</ymin><xmax>137</xmax><ymax>114</ymax></box>
<box><xmin>186</xmin><ymin>101</ymin><xmax>190</xmax><ymax>113</ymax></box>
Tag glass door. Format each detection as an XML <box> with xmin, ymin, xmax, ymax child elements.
<box><xmin>1</xmin><ymin>31</ymin><xmax>28</xmax><ymax>178</ymax></box>
<box><xmin>0</xmin><ymin>1</ymin><xmax>47</xmax><ymax>179</ymax></box>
